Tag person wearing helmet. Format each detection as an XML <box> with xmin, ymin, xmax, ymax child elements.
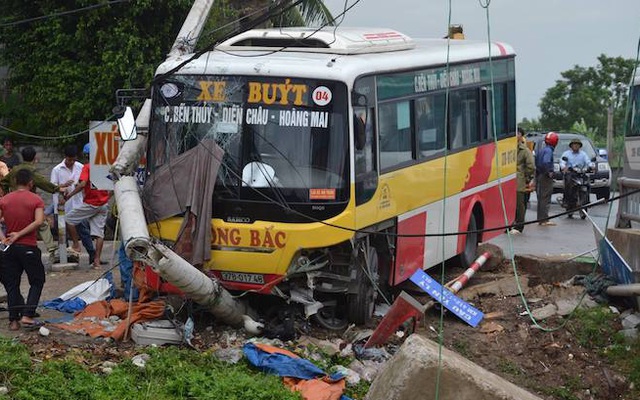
<box><xmin>560</xmin><ymin>138</ymin><xmax>590</xmax><ymax>218</ymax></box>
<box><xmin>534</xmin><ymin>131</ymin><xmax>558</xmax><ymax>226</ymax></box>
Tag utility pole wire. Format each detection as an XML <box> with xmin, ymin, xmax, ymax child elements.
<box><xmin>0</xmin><ymin>0</ymin><xmax>130</xmax><ymax>28</ymax></box>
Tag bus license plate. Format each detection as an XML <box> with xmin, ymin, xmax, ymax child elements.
<box><xmin>220</xmin><ymin>271</ymin><xmax>265</xmax><ymax>285</ymax></box>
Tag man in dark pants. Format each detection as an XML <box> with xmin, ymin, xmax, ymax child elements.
<box><xmin>535</xmin><ymin>132</ymin><xmax>558</xmax><ymax>226</ymax></box>
<box><xmin>0</xmin><ymin>146</ymin><xmax>69</xmax><ymax>261</ymax></box>
<box><xmin>0</xmin><ymin>169</ymin><xmax>46</xmax><ymax>331</ymax></box>
<box><xmin>510</xmin><ymin>127</ymin><xmax>535</xmax><ymax>234</ymax></box>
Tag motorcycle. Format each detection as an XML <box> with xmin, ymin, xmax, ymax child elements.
<box><xmin>561</xmin><ymin>157</ymin><xmax>592</xmax><ymax>220</ymax></box>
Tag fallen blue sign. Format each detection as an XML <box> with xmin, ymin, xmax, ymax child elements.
<box><xmin>410</xmin><ymin>269</ymin><xmax>484</xmax><ymax>327</ymax></box>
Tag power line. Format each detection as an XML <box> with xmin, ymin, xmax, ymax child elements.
<box><xmin>0</xmin><ymin>0</ymin><xmax>130</xmax><ymax>28</ymax></box>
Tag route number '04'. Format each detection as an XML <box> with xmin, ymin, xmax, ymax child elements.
<box><xmin>312</xmin><ymin>86</ymin><xmax>332</xmax><ymax>106</ymax></box>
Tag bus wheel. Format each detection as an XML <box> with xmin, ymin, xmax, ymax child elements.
<box><xmin>314</xmin><ymin>300</ymin><xmax>349</xmax><ymax>331</ymax></box>
<box><xmin>347</xmin><ymin>244</ymin><xmax>379</xmax><ymax>325</ymax></box>
<box><xmin>459</xmin><ymin>213</ymin><xmax>479</xmax><ymax>268</ymax></box>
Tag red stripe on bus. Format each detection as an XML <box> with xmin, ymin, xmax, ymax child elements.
<box><xmin>462</xmin><ymin>142</ymin><xmax>496</xmax><ymax>191</ymax></box>
<box><xmin>494</xmin><ymin>42</ymin><xmax>507</xmax><ymax>56</ymax></box>
<box><xmin>393</xmin><ymin>212</ymin><xmax>427</xmax><ymax>285</ymax></box>
<box><xmin>363</xmin><ymin>32</ymin><xmax>403</xmax><ymax>40</ymax></box>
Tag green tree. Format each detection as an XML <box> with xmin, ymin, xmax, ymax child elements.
<box><xmin>538</xmin><ymin>54</ymin><xmax>636</xmax><ymax>140</ymax></box>
<box><xmin>518</xmin><ymin>117</ymin><xmax>543</xmax><ymax>133</ymax></box>
<box><xmin>0</xmin><ymin>0</ymin><xmax>333</xmax><ymax>144</ymax></box>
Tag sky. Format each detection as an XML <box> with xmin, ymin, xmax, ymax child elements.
<box><xmin>322</xmin><ymin>0</ymin><xmax>640</xmax><ymax>121</ymax></box>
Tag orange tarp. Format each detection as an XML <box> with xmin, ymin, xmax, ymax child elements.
<box><xmin>53</xmin><ymin>299</ymin><xmax>166</xmax><ymax>340</ymax></box>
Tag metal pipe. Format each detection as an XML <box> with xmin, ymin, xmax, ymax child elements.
<box><xmin>606</xmin><ymin>283</ymin><xmax>640</xmax><ymax>297</ymax></box>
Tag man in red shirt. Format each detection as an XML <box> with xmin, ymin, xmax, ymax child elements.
<box><xmin>0</xmin><ymin>169</ymin><xmax>46</xmax><ymax>331</ymax></box>
<box><xmin>64</xmin><ymin>150</ymin><xmax>111</xmax><ymax>269</ymax></box>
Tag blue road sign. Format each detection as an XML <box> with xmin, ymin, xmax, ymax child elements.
<box><xmin>410</xmin><ymin>269</ymin><xmax>484</xmax><ymax>327</ymax></box>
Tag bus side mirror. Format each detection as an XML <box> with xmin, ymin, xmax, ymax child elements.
<box><xmin>115</xmin><ymin>106</ymin><xmax>138</xmax><ymax>141</ymax></box>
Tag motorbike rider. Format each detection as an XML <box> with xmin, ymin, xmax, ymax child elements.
<box><xmin>559</xmin><ymin>138</ymin><xmax>591</xmax><ymax>218</ymax></box>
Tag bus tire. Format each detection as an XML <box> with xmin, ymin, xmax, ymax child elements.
<box><xmin>347</xmin><ymin>244</ymin><xmax>379</xmax><ymax>325</ymax></box>
<box><xmin>314</xmin><ymin>302</ymin><xmax>349</xmax><ymax>331</ymax></box>
<box><xmin>458</xmin><ymin>213</ymin><xmax>479</xmax><ymax>268</ymax></box>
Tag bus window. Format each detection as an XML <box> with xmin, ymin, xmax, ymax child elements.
<box><xmin>449</xmin><ymin>89</ymin><xmax>479</xmax><ymax>149</ymax></box>
<box><xmin>492</xmin><ymin>83</ymin><xmax>506</xmax><ymax>137</ymax></box>
<box><xmin>379</xmin><ymin>101</ymin><xmax>413</xmax><ymax>169</ymax></box>
<box><xmin>415</xmin><ymin>94</ymin><xmax>446</xmax><ymax>159</ymax></box>
<box><xmin>506</xmin><ymin>81</ymin><xmax>516</xmax><ymax>135</ymax></box>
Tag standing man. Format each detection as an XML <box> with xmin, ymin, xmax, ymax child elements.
<box><xmin>510</xmin><ymin>127</ymin><xmax>535</xmax><ymax>234</ymax></box>
<box><xmin>0</xmin><ymin>169</ymin><xmax>46</xmax><ymax>330</ymax></box>
<box><xmin>50</xmin><ymin>144</ymin><xmax>84</xmax><ymax>254</ymax></box>
<box><xmin>0</xmin><ymin>138</ymin><xmax>22</xmax><ymax>169</ymax></box>
<box><xmin>560</xmin><ymin>138</ymin><xmax>590</xmax><ymax>218</ymax></box>
<box><xmin>535</xmin><ymin>132</ymin><xmax>558</xmax><ymax>226</ymax></box>
<box><xmin>0</xmin><ymin>146</ymin><xmax>69</xmax><ymax>261</ymax></box>
<box><xmin>64</xmin><ymin>143</ymin><xmax>111</xmax><ymax>269</ymax></box>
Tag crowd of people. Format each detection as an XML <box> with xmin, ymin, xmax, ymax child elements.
<box><xmin>0</xmin><ymin>137</ymin><xmax>113</xmax><ymax>331</ymax></box>
<box><xmin>512</xmin><ymin>129</ymin><xmax>591</xmax><ymax>235</ymax></box>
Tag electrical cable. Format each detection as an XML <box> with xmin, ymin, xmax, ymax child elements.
<box><xmin>0</xmin><ymin>115</ymin><xmax>119</xmax><ymax>140</ymax></box>
<box><xmin>433</xmin><ymin>1</ymin><xmax>456</xmax><ymax>397</ymax></box>
<box><xmin>0</xmin><ymin>0</ymin><xmax>130</xmax><ymax>28</ymax></box>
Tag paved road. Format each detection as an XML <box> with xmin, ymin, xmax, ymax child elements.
<box><xmin>488</xmin><ymin>192</ymin><xmax>619</xmax><ymax>258</ymax></box>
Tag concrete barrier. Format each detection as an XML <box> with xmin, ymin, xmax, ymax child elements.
<box><xmin>365</xmin><ymin>334</ymin><xmax>543</xmax><ymax>400</ymax></box>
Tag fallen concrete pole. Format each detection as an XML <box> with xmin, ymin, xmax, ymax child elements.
<box><xmin>112</xmin><ymin>150</ymin><xmax>249</xmax><ymax>329</ymax></box>
<box><xmin>149</xmin><ymin>242</ymin><xmax>247</xmax><ymax>327</ymax></box>
<box><xmin>366</xmin><ymin>334</ymin><xmax>543</xmax><ymax>400</ymax></box>
<box><xmin>114</xmin><ymin>176</ymin><xmax>152</xmax><ymax>259</ymax></box>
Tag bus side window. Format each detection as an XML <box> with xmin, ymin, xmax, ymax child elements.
<box><xmin>416</xmin><ymin>94</ymin><xmax>446</xmax><ymax>159</ymax></box>
<box><xmin>379</xmin><ymin>101</ymin><xmax>412</xmax><ymax>169</ymax></box>
<box><xmin>449</xmin><ymin>89</ymin><xmax>479</xmax><ymax>149</ymax></box>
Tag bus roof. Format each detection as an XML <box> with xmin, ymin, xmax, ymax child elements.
<box><xmin>155</xmin><ymin>27</ymin><xmax>515</xmax><ymax>82</ymax></box>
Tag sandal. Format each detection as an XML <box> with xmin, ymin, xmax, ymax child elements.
<box><xmin>9</xmin><ymin>321</ymin><xmax>20</xmax><ymax>331</ymax></box>
<box><xmin>20</xmin><ymin>319</ymin><xmax>44</xmax><ymax>330</ymax></box>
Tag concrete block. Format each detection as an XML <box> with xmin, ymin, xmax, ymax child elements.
<box><xmin>365</xmin><ymin>334</ymin><xmax>543</xmax><ymax>400</ymax></box>
<box><xmin>50</xmin><ymin>262</ymin><xmax>78</xmax><ymax>272</ymax></box>
<box><xmin>514</xmin><ymin>255</ymin><xmax>595</xmax><ymax>284</ymax></box>
<box><xmin>606</xmin><ymin>228</ymin><xmax>640</xmax><ymax>279</ymax></box>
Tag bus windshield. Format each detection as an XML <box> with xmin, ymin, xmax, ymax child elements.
<box><xmin>148</xmin><ymin>76</ymin><xmax>349</xmax><ymax>204</ymax></box>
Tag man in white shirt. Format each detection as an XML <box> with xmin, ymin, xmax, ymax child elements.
<box><xmin>51</xmin><ymin>144</ymin><xmax>84</xmax><ymax>253</ymax></box>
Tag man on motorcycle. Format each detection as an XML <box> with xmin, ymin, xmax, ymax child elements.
<box><xmin>560</xmin><ymin>139</ymin><xmax>591</xmax><ymax>218</ymax></box>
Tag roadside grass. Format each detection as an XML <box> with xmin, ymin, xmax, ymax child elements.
<box><xmin>536</xmin><ymin>375</ymin><xmax>582</xmax><ymax>400</ymax></box>
<box><xmin>567</xmin><ymin>305</ymin><xmax>640</xmax><ymax>397</ymax></box>
<box><xmin>0</xmin><ymin>339</ymin><xmax>304</xmax><ymax>400</ymax></box>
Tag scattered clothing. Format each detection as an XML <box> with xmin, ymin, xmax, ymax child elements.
<box><xmin>53</xmin><ymin>299</ymin><xmax>166</xmax><ymax>340</ymax></box>
<box><xmin>243</xmin><ymin>342</ymin><xmax>352</xmax><ymax>400</ymax></box>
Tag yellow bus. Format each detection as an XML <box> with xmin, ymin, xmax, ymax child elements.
<box><xmin>145</xmin><ymin>27</ymin><xmax>517</xmax><ymax>329</ymax></box>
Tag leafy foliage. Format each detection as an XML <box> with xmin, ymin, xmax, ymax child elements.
<box><xmin>0</xmin><ymin>0</ymin><xmax>193</xmax><ymax>143</ymax></box>
<box><xmin>0</xmin><ymin>340</ymin><xmax>302</xmax><ymax>400</ymax></box>
<box><xmin>538</xmin><ymin>55</ymin><xmax>637</xmax><ymax>140</ymax></box>
<box><xmin>0</xmin><ymin>0</ymin><xmax>334</xmax><ymax>145</ymax></box>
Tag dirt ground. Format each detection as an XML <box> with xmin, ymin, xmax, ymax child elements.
<box><xmin>0</xmin><ymin>244</ymin><xmax>634</xmax><ymax>400</ymax></box>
